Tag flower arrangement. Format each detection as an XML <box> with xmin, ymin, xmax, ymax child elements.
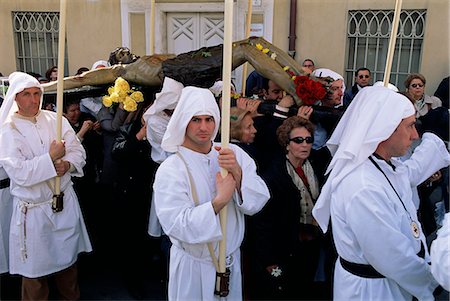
<box><xmin>102</xmin><ymin>77</ymin><xmax>144</xmax><ymax>112</ymax></box>
<box><xmin>253</xmin><ymin>43</ymin><xmax>327</xmax><ymax>105</ymax></box>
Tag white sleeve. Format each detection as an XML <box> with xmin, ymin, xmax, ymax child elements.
<box><xmin>403</xmin><ymin>133</ymin><xmax>450</xmax><ymax>186</ymax></box>
<box><xmin>431</xmin><ymin>213</ymin><xmax>450</xmax><ymax>291</ymax></box>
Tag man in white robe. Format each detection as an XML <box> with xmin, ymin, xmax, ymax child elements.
<box><xmin>312</xmin><ymin>86</ymin><xmax>450</xmax><ymax>301</ymax></box>
<box><xmin>0</xmin><ymin>72</ymin><xmax>92</xmax><ymax>300</ymax></box>
<box><xmin>153</xmin><ymin>86</ymin><xmax>270</xmax><ymax>300</ymax></box>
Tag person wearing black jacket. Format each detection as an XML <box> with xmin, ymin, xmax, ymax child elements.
<box><xmin>111</xmin><ymin>112</ymin><xmax>159</xmax><ymax>299</ymax></box>
<box><xmin>246</xmin><ymin>116</ymin><xmax>333</xmax><ymax>300</ymax></box>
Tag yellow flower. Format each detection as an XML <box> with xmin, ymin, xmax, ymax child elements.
<box><xmin>255</xmin><ymin>43</ymin><xmax>263</xmax><ymax>50</ymax></box>
<box><xmin>232</xmin><ymin>93</ymin><xmax>241</xmax><ymax>99</ymax></box>
<box><xmin>283</xmin><ymin>66</ymin><xmax>290</xmax><ymax>71</ymax></box>
<box><xmin>262</xmin><ymin>48</ymin><xmax>269</xmax><ymax>54</ymax></box>
<box><xmin>123</xmin><ymin>97</ymin><xmax>138</xmax><ymax>112</ymax></box>
<box><xmin>102</xmin><ymin>95</ymin><xmax>113</xmax><ymax>107</ymax></box>
<box><xmin>108</xmin><ymin>86</ymin><xmax>114</xmax><ymax>95</ymax></box>
<box><xmin>271</xmin><ymin>53</ymin><xmax>277</xmax><ymax>60</ymax></box>
<box><xmin>109</xmin><ymin>92</ymin><xmax>121</xmax><ymax>103</ymax></box>
<box><xmin>114</xmin><ymin>77</ymin><xmax>130</xmax><ymax>95</ymax></box>
<box><xmin>130</xmin><ymin>91</ymin><xmax>144</xmax><ymax>103</ymax></box>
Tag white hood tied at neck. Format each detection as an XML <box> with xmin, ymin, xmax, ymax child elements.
<box><xmin>0</xmin><ymin>72</ymin><xmax>42</xmax><ymax>127</ymax></box>
<box><xmin>312</xmin><ymin>86</ymin><xmax>416</xmax><ymax>232</ymax></box>
<box><xmin>161</xmin><ymin>86</ymin><xmax>220</xmax><ymax>153</ymax></box>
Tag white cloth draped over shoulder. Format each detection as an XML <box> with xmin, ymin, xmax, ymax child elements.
<box><xmin>143</xmin><ymin>77</ymin><xmax>183</xmax><ymax>237</ymax></box>
<box><xmin>154</xmin><ymin>86</ymin><xmax>270</xmax><ymax>300</ymax></box>
<box><xmin>312</xmin><ymin>86</ymin><xmax>450</xmax><ymax>301</ymax></box>
<box><xmin>0</xmin><ymin>72</ymin><xmax>92</xmax><ymax>278</ymax></box>
<box><xmin>313</xmin><ymin>87</ymin><xmax>416</xmax><ymax>232</ymax></box>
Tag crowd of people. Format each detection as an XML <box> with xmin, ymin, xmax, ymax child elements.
<box><xmin>0</xmin><ymin>52</ymin><xmax>449</xmax><ymax>301</ymax></box>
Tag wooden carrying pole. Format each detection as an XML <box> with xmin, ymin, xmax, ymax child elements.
<box><xmin>53</xmin><ymin>0</ymin><xmax>67</xmax><ymax>209</ymax></box>
<box><xmin>241</xmin><ymin>0</ymin><xmax>253</xmax><ymax>95</ymax></box>
<box><xmin>149</xmin><ymin>0</ymin><xmax>155</xmax><ymax>55</ymax></box>
<box><xmin>383</xmin><ymin>0</ymin><xmax>402</xmax><ymax>87</ymax></box>
<box><xmin>217</xmin><ymin>0</ymin><xmax>233</xmax><ymax>294</ymax></box>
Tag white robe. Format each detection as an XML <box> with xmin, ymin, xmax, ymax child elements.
<box><xmin>330</xmin><ymin>134</ymin><xmax>450</xmax><ymax>301</ymax></box>
<box><xmin>431</xmin><ymin>212</ymin><xmax>450</xmax><ymax>291</ymax></box>
<box><xmin>0</xmin><ymin>167</ymin><xmax>13</xmax><ymax>274</ymax></box>
<box><xmin>0</xmin><ymin>111</ymin><xmax>92</xmax><ymax>278</ymax></box>
<box><xmin>154</xmin><ymin>143</ymin><xmax>270</xmax><ymax>301</ymax></box>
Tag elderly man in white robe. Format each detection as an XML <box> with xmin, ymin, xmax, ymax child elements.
<box><xmin>153</xmin><ymin>86</ymin><xmax>270</xmax><ymax>300</ymax></box>
<box><xmin>312</xmin><ymin>86</ymin><xmax>450</xmax><ymax>301</ymax></box>
<box><xmin>0</xmin><ymin>72</ymin><xmax>92</xmax><ymax>300</ymax></box>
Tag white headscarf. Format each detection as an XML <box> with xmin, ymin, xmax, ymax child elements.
<box><xmin>312</xmin><ymin>68</ymin><xmax>346</xmax><ymax>103</ymax></box>
<box><xmin>91</xmin><ymin>60</ymin><xmax>110</xmax><ymax>69</ymax></box>
<box><xmin>161</xmin><ymin>86</ymin><xmax>220</xmax><ymax>153</ymax></box>
<box><xmin>0</xmin><ymin>72</ymin><xmax>42</xmax><ymax>128</ymax></box>
<box><xmin>312</xmin><ymin>86</ymin><xmax>415</xmax><ymax>232</ymax></box>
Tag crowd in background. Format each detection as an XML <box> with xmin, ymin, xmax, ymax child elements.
<box><xmin>0</xmin><ymin>53</ymin><xmax>449</xmax><ymax>300</ymax></box>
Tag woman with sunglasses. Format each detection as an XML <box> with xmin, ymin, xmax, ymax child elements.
<box><xmin>405</xmin><ymin>73</ymin><xmax>442</xmax><ymax>117</ymax></box>
<box><xmin>245</xmin><ymin>116</ymin><xmax>331</xmax><ymax>300</ymax></box>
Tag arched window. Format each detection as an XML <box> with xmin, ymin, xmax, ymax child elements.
<box><xmin>345</xmin><ymin>10</ymin><xmax>426</xmax><ymax>88</ymax></box>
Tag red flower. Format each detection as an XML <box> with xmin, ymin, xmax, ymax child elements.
<box><xmin>293</xmin><ymin>75</ymin><xmax>326</xmax><ymax>105</ymax></box>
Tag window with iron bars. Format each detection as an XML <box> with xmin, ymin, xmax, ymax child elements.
<box><xmin>12</xmin><ymin>11</ymin><xmax>68</xmax><ymax>78</ymax></box>
<box><xmin>345</xmin><ymin>10</ymin><xmax>426</xmax><ymax>89</ymax></box>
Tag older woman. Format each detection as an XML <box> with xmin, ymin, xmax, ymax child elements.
<box><xmin>229</xmin><ymin>107</ymin><xmax>258</xmax><ymax>161</ymax></box>
<box><xmin>246</xmin><ymin>116</ymin><xmax>330</xmax><ymax>300</ymax></box>
<box><xmin>405</xmin><ymin>73</ymin><xmax>442</xmax><ymax>117</ymax></box>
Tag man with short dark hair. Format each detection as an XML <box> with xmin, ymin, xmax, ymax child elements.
<box><xmin>343</xmin><ymin>67</ymin><xmax>371</xmax><ymax>107</ymax></box>
<box><xmin>302</xmin><ymin>59</ymin><xmax>315</xmax><ymax>72</ymax></box>
<box><xmin>153</xmin><ymin>86</ymin><xmax>269</xmax><ymax>300</ymax></box>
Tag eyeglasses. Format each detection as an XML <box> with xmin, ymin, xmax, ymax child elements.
<box><xmin>358</xmin><ymin>75</ymin><xmax>370</xmax><ymax>79</ymax></box>
<box><xmin>289</xmin><ymin>136</ymin><xmax>314</xmax><ymax>144</ymax></box>
<box><xmin>410</xmin><ymin>83</ymin><xmax>424</xmax><ymax>88</ymax></box>
<box><xmin>303</xmin><ymin>64</ymin><xmax>314</xmax><ymax>68</ymax></box>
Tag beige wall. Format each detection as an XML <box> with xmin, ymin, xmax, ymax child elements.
<box><xmin>0</xmin><ymin>0</ymin><xmax>122</xmax><ymax>76</ymax></box>
<box><xmin>273</xmin><ymin>0</ymin><xmax>449</xmax><ymax>94</ymax></box>
<box><xmin>1</xmin><ymin>0</ymin><xmax>448</xmax><ymax>94</ymax></box>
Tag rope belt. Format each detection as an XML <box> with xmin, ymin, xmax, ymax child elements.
<box><xmin>340</xmin><ymin>242</ymin><xmax>425</xmax><ymax>278</ymax></box>
<box><xmin>0</xmin><ymin>178</ymin><xmax>10</xmax><ymax>189</ymax></box>
<box><xmin>17</xmin><ymin>199</ymin><xmax>53</xmax><ymax>262</ymax></box>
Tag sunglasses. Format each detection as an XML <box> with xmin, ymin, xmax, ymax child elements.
<box><xmin>358</xmin><ymin>75</ymin><xmax>370</xmax><ymax>79</ymax></box>
<box><xmin>410</xmin><ymin>83</ymin><xmax>424</xmax><ymax>88</ymax></box>
<box><xmin>289</xmin><ymin>136</ymin><xmax>314</xmax><ymax>144</ymax></box>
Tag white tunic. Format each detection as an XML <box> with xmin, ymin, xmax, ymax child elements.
<box><xmin>431</xmin><ymin>213</ymin><xmax>450</xmax><ymax>291</ymax></box>
<box><xmin>0</xmin><ymin>167</ymin><xmax>13</xmax><ymax>274</ymax></box>
<box><xmin>0</xmin><ymin>111</ymin><xmax>92</xmax><ymax>278</ymax></box>
<box><xmin>330</xmin><ymin>134</ymin><xmax>449</xmax><ymax>301</ymax></box>
<box><xmin>154</xmin><ymin>144</ymin><xmax>270</xmax><ymax>301</ymax></box>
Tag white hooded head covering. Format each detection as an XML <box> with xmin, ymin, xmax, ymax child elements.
<box><xmin>312</xmin><ymin>86</ymin><xmax>415</xmax><ymax>232</ymax></box>
<box><xmin>161</xmin><ymin>86</ymin><xmax>220</xmax><ymax>153</ymax></box>
<box><xmin>312</xmin><ymin>68</ymin><xmax>346</xmax><ymax>103</ymax></box>
<box><xmin>373</xmin><ymin>81</ymin><xmax>399</xmax><ymax>92</ymax></box>
<box><xmin>91</xmin><ymin>60</ymin><xmax>110</xmax><ymax>69</ymax></box>
<box><xmin>145</xmin><ymin>77</ymin><xmax>184</xmax><ymax>116</ymax></box>
<box><xmin>0</xmin><ymin>72</ymin><xmax>42</xmax><ymax>127</ymax></box>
